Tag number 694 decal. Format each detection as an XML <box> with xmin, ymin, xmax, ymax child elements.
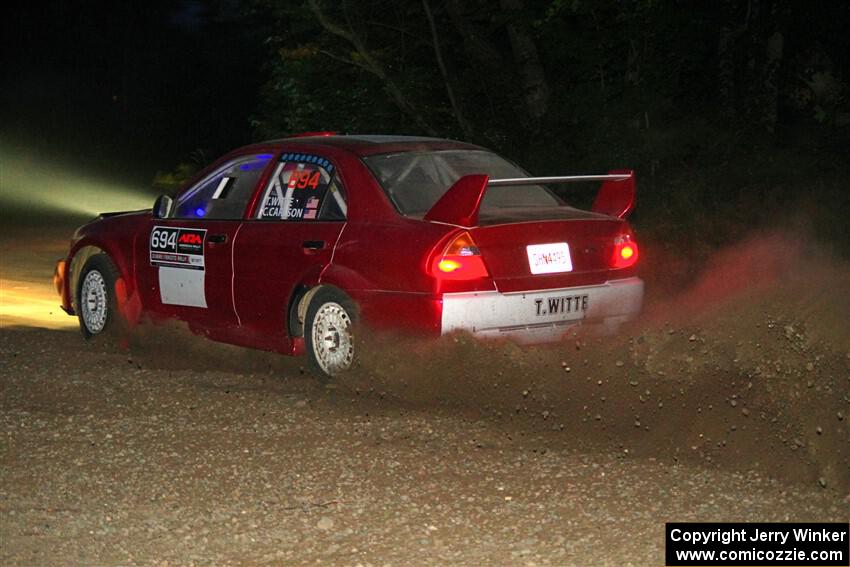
<box><xmin>150</xmin><ymin>226</ymin><xmax>206</xmax><ymax>270</ymax></box>
<box><xmin>287</xmin><ymin>169</ymin><xmax>321</xmax><ymax>190</ymax></box>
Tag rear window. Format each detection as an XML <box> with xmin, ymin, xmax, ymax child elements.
<box><xmin>362</xmin><ymin>150</ymin><xmax>561</xmax><ymax>216</ymax></box>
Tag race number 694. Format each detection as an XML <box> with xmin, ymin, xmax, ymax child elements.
<box><xmin>151</xmin><ymin>228</ymin><xmax>177</xmax><ymax>250</ymax></box>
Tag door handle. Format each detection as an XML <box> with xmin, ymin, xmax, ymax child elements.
<box><xmin>302</xmin><ymin>240</ymin><xmax>326</xmax><ymax>250</ymax></box>
<box><xmin>208</xmin><ymin>234</ymin><xmax>228</xmax><ymax>244</ymax></box>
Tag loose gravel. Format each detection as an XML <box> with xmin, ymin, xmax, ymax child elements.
<box><xmin>1</xmin><ymin>328</ymin><xmax>847</xmax><ymax>566</ymax></box>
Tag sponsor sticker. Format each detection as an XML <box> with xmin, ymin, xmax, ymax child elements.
<box><xmin>280</xmin><ymin>153</ymin><xmax>334</xmax><ymax>172</ymax></box>
<box><xmin>150</xmin><ymin>226</ymin><xmax>206</xmax><ymax>270</ymax></box>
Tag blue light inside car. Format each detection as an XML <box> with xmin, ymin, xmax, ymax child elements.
<box><xmin>195</xmin><ymin>207</ymin><xmax>206</xmax><ymax>217</ymax></box>
<box><xmin>240</xmin><ymin>154</ymin><xmax>274</xmax><ymax>170</ymax></box>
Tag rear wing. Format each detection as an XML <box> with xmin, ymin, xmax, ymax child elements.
<box><xmin>424</xmin><ymin>170</ymin><xmax>635</xmax><ymax>227</ymax></box>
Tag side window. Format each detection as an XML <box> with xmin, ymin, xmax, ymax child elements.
<box><xmin>256</xmin><ymin>153</ymin><xmax>348</xmax><ymax>221</ymax></box>
<box><xmin>173</xmin><ymin>154</ymin><xmax>273</xmax><ymax>220</ymax></box>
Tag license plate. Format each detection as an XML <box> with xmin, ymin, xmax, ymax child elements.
<box><xmin>526</xmin><ymin>242</ymin><xmax>572</xmax><ymax>275</ymax></box>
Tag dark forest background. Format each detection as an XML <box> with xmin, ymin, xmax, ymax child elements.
<box><xmin>4</xmin><ymin>1</ymin><xmax>850</xmax><ymax>260</ymax></box>
<box><xmin>253</xmin><ymin>0</ymin><xmax>850</xmax><ymax>258</ymax></box>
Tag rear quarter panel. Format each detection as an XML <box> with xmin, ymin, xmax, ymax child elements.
<box><xmin>322</xmin><ymin>218</ymin><xmax>458</xmax><ymax>335</ymax></box>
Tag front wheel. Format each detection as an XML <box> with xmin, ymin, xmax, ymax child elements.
<box><xmin>77</xmin><ymin>254</ymin><xmax>127</xmax><ymax>343</ymax></box>
<box><xmin>305</xmin><ymin>288</ymin><xmax>357</xmax><ymax>380</ymax></box>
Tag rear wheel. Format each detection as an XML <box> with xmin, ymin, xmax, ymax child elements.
<box><xmin>77</xmin><ymin>254</ymin><xmax>127</xmax><ymax>343</ymax></box>
<box><xmin>305</xmin><ymin>288</ymin><xmax>357</xmax><ymax>380</ymax></box>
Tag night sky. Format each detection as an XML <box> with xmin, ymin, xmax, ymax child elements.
<box><xmin>3</xmin><ymin>1</ymin><xmax>266</xmax><ymax>185</ymax></box>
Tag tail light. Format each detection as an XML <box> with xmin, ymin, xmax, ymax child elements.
<box><xmin>429</xmin><ymin>231</ymin><xmax>490</xmax><ymax>280</ymax></box>
<box><xmin>611</xmin><ymin>231</ymin><xmax>639</xmax><ymax>269</ymax></box>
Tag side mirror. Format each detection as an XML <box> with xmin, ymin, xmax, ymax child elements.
<box><xmin>153</xmin><ymin>195</ymin><xmax>173</xmax><ymax>219</ymax></box>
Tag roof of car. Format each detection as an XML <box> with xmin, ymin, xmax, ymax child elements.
<box><xmin>245</xmin><ymin>134</ymin><xmax>483</xmax><ymax>157</ymax></box>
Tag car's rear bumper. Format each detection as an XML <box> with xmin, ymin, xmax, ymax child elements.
<box><xmin>440</xmin><ymin>277</ymin><xmax>644</xmax><ymax>343</ymax></box>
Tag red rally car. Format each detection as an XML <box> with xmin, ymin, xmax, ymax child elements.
<box><xmin>54</xmin><ymin>134</ymin><xmax>644</xmax><ymax>378</ymax></box>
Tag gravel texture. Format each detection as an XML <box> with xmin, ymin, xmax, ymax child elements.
<box><xmin>1</xmin><ymin>325</ymin><xmax>847</xmax><ymax>566</ymax></box>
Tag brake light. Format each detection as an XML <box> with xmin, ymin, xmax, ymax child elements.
<box><xmin>611</xmin><ymin>232</ymin><xmax>639</xmax><ymax>269</ymax></box>
<box><xmin>430</xmin><ymin>232</ymin><xmax>490</xmax><ymax>280</ymax></box>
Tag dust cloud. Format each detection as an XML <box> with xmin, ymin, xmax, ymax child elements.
<box><xmin>348</xmin><ymin>230</ymin><xmax>850</xmax><ymax>493</ymax></box>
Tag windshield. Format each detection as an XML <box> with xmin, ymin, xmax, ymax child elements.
<box><xmin>362</xmin><ymin>150</ymin><xmax>562</xmax><ymax>216</ymax></box>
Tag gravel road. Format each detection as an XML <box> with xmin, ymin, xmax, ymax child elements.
<box><xmin>2</xmin><ymin>225</ymin><xmax>849</xmax><ymax>565</ymax></box>
<box><xmin>2</xmin><ymin>324</ymin><xmax>847</xmax><ymax>566</ymax></box>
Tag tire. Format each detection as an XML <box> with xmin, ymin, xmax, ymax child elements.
<box><xmin>304</xmin><ymin>288</ymin><xmax>357</xmax><ymax>380</ymax></box>
<box><xmin>77</xmin><ymin>254</ymin><xmax>127</xmax><ymax>343</ymax></box>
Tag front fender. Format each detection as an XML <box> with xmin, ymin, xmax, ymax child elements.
<box><xmin>65</xmin><ymin>212</ymin><xmax>149</xmax><ymax>321</ymax></box>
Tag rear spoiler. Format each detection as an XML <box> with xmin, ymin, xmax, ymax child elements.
<box><xmin>424</xmin><ymin>170</ymin><xmax>635</xmax><ymax>227</ymax></box>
